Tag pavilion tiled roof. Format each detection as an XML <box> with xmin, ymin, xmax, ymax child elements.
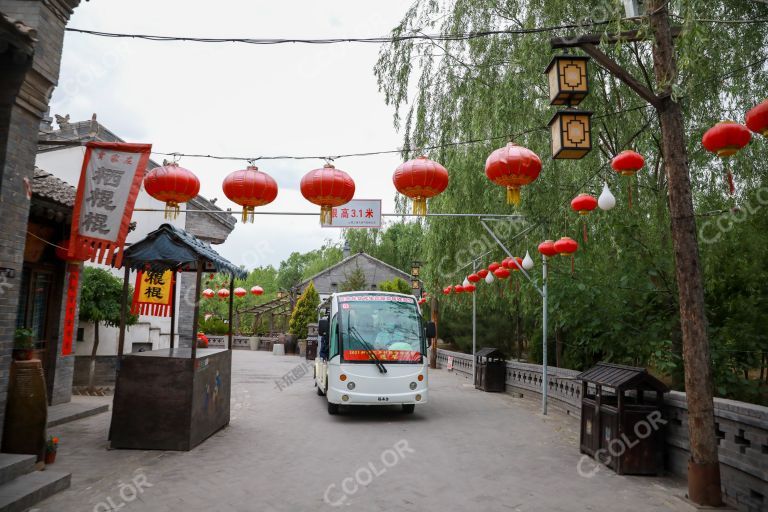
<box><xmin>31</xmin><ymin>167</ymin><xmax>76</xmax><ymax>208</ymax></box>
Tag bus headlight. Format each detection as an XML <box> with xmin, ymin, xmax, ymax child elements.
<box><xmin>347</xmin><ymin>382</ymin><xmax>355</xmax><ymax>390</ymax></box>
<box><xmin>409</xmin><ymin>382</ymin><xmax>417</xmax><ymax>390</ymax></box>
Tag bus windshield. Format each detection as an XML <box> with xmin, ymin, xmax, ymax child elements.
<box><xmin>339</xmin><ymin>294</ymin><xmax>423</xmax><ymax>363</ymax></box>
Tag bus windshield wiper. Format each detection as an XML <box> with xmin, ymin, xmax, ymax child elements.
<box><xmin>348</xmin><ymin>325</ymin><xmax>387</xmax><ymax>374</ymax></box>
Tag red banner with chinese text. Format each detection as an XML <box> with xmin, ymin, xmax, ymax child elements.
<box><xmin>61</xmin><ymin>264</ymin><xmax>80</xmax><ymax>356</ymax></box>
<box><xmin>131</xmin><ymin>270</ymin><xmax>174</xmax><ymax>317</ymax></box>
<box><xmin>343</xmin><ymin>349</ymin><xmax>421</xmax><ymax>362</ymax></box>
<box><xmin>69</xmin><ymin>142</ymin><xmax>152</xmax><ymax>267</ymax></box>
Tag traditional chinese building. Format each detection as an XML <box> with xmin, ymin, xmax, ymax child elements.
<box><xmin>36</xmin><ymin>116</ymin><xmax>236</xmax><ymax>387</ymax></box>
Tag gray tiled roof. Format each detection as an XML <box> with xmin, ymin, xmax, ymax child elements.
<box><xmin>31</xmin><ymin>167</ymin><xmax>76</xmax><ymax>207</ymax></box>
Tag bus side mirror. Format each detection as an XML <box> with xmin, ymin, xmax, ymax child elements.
<box><xmin>318</xmin><ymin>318</ymin><xmax>329</xmax><ymax>336</ymax></box>
<box><xmin>425</xmin><ymin>321</ymin><xmax>436</xmax><ymax>339</ymax></box>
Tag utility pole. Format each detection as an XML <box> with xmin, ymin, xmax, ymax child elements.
<box><xmin>647</xmin><ymin>1</ymin><xmax>721</xmax><ymax>505</ymax></box>
<box><xmin>550</xmin><ymin>3</ymin><xmax>722</xmax><ymax>505</ymax></box>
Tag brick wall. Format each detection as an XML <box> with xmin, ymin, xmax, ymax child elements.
<box><xmin>0</xmin><ymin>0</ymin><xmax>80</xmax><ymax>439</ymax></box>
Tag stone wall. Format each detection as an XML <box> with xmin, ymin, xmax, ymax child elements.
<box><xmin>436</xmin><ymin>348</ymin><xmax>767</xmax><ymax>512</ymax></box>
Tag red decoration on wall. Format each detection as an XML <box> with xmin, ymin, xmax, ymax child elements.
<box><xmin>69</xmin><ymin>142</ymin><xmax>152</xmax><ymax>268</ymax></box>
<box><xmin>144</xmin><ymin>162</ymin><xmax>200</xmax><ymax>219</ymax></box>
<box><xmin>393</xmin><ymin>156</ymin><xmax>449</xmax><ymax>216</ymax></box>
<box><xmin>746</xmin><ymin>99</ymin><xmax>768</xmax><ymax>137</ymax></box>
<box><xmin>55</xmin><ymin>239</ymin><xmax>94</xmax><ymax>262</ymax></box>
<box><xmin>222</xmin><ymin>166</ymin><xmax>278</xmax><ymax>223</ymax></box>
<box><xmin>61</xmin><ymin>264</ymin><xmax>80</xmax><ymax>356</ymax></box>
<box><xmin>485</xmin><ymin>143</ymin><xmax>542</xmax><ymax>206</ymax></box>
<box><xmin>300</xmin><ymin>163</ymin><xmax>356</xmax><ymax>225</ymax></box>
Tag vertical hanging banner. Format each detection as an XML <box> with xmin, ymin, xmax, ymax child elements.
<box><xmin>131</xmin><ymin>270</ymin><xmax>174</xmax><ymax>317</ymax></box>
<box><xmin>69</xmin><ymin>141</ymin><xmax>152</xmax><ymax>267</ymax></box>
<box><xmin>61</xmin><ymin>264</ymin><xmax>80</xmax><ymax>356</ymax></box>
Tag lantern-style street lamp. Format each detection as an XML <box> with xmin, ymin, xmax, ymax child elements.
<box><xmin>548</xmin><ymin>109</ymin><xmax>593</xmax><ymax>159</ymax></box>
<box><xmin>411</xmin><ymin>260</ymin><xmax>421</xmax><ymax>278</ymax></box>
<box><xmin>544</xmin><ymin>54</ymin><xmax>590</xmax><ymax>106</ymax></box>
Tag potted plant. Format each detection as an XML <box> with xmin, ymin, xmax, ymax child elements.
<box><xmin>13</xmin><ymin>328</ymin><xmax>35</xmax><ymax>361</ymax></box>
<box><xmin>45</xmin><ymin>436</ymin><xmax>59</xmax><ymax>464</ymax></box>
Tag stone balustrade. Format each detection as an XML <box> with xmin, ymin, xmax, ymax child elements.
<box><xmin>436</xmin><ymin>348</ymin><xmax>767</xmax><ymax>512</ymax></box>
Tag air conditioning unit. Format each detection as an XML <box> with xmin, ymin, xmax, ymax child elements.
<box><xmin>622</xmin><ymin>0</ymin><xmax>646</xmax><ymax>17</ymax></box>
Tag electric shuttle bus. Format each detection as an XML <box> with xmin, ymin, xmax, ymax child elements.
<box><xmin>314</xmin><ymin>291</ymin><xmax>435</xmax><ymax>414</ymax></box>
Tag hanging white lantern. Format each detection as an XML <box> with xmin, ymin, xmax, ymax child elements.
<box><xmin>463</xmin><ymin>277</ymin><xmax>470</xmax><ymax>287</ymax></box>
<box><xmin>598</xmin><ymin>182</ymin><xmax>616</xmax><ymax>211</ymax></box>
<box><xmin>485</xmin><ymin>272</ymin><xmax>495</xmax><ymax>284</ymax></box>
<box><xmin>522</xmin><ymin>251</ymin><xmax>534</xmax><ymax>271</ymax></box>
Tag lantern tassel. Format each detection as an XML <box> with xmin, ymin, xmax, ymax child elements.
<box><xmin>412</xmin><ymin>197</ymin><xmax>427</xmax><ymax>216</ymax></box>
<box><xmin>165</xmin><ymin>201</ymin><xmax>180</xmax><ymax>220</ymax></box>
<box><xmin>506</xmin><ymin>186</ymin><xmax>521</xmax><ymax>207</ymax></box>
<box><xmin>241</xmin><ymin>206</ymin><xmax>253</xmax><ymax>224</ymax></box>
<box><xmin>727</xmin><ymin>168</ymin><xmax>735</xmax><ymax>196</ymax></box>
<box><xmin>320</xmin><ymin>205</ymin><xmax>332</xmax><ymax>226</ymax></box>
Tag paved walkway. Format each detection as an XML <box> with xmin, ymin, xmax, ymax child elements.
<box><xmin>37</xmin><ymin>351</ymin><xmax>694</xmax><ymax>512</ymax></box>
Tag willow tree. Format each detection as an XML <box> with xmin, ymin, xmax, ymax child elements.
<box><xmin>376</xmin><ymin>0</ymin><xmax>767</xmax><ymax>505</ymax></box>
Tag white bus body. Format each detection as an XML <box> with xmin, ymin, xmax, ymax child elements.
<box><xmin>314</xmin><ymin>291</ymin><xmax>433</xmax><ymax>414</ymax></box>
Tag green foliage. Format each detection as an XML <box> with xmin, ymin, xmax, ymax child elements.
<box><xmin>199</xmin><ymin>316</ymin><xmax>231</xmax><ymax>335</ymax></box>
<box><xmin>277</xmin><ymin>242</ymin><xmax>343</xmax><ymax>292</ymax></box>
<box><xmin>79</xmin><ymin>267</ymin><xmax>137</xmax><ymax>327</ymax></box>
<box><xmin>378</xmin><ymin>277</ymin><xmax>413</xmax><ymax>295</ymax></box>
<box><xmin>13</xmin><ymin>328</ymin><xmax>34</xmax><ymax>349</ymax></box>
<box><xmin>344</xmin><ymin>222</ymin><xmax>423</xmax><ymax>273</ymax></box>
<box><xmin>375</xmin><ymin>0</ymin><xmax>768</xmax><ymax>404</ymax></box>
<box><xmin>340</xmin><ymin>266</ymin><xmax>368</xmax><ymax>292</ymax></box>
<box><xmin>289</xmin><ymin>282</ymin><xmax>320</xmax><ymax>339</ymax></box>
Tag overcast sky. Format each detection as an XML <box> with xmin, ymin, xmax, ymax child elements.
<box><xmin>51</xmin><ymin>0</ymin><xmax>415</xmax><ymax>269</ymax></box>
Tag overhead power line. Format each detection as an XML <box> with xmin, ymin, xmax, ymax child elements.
<box><xmin>64</xmin><ymin>16</ymin><xmax>768</xmax><ymax>45</ymax></box>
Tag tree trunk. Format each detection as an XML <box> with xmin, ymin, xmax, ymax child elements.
<box><xmin>87</xmin><ymin>321</ymin><xmax>100</xmax><ymax>391</ymax></box>
<box><xmin>648</xmin><ymin>1</ymin><xmax>722</xmax><ymax>506</ymax></box>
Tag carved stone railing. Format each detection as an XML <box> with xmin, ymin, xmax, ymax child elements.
<box><xmin>204</xmin><ymin>335</ymin><xmax>257</xmax><ymax>350</ymax></box>
<box><xmin>436</xmin><ymin>348</ymin><xmax>767</xmax><ymax>512</ymax></box>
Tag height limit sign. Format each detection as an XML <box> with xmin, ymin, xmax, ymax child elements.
<box><xmin>322</xmin><ymin>199</ymin><xmax>381</xmax><ymax>228</ymax></box>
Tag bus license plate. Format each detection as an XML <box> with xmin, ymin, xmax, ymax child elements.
<box><xmin>377</xmin><ymin>397</ymin><xmax>389</xmax><ymax>402</ymax></box>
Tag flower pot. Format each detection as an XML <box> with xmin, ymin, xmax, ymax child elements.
<box><xmin>44</xmin><ymin>451</ymin><xmax>56</xmax><ymax>465</ymax></box>
<box><xmin>12</xmin><ymin>348</ymin><xmax>34</xmax><ymax>361</ymax></box>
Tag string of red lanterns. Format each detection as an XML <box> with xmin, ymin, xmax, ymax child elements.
<box><xmin>393</xmin><ymin>156</ymin><xmax>449</xmax><ymax>216</ymax></box>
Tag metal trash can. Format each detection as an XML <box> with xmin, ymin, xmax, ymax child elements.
<box><xmin>577</xmin><ymin>362</ymin><xmax>668</xmax><ymax>475</ymax></box>
<box><xmin>474</xmin><ymin>347</ymin><xmax>506</xmax><ymax>392</ymax></box>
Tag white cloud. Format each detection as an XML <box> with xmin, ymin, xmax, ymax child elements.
<box><xmin>53</xmin><ymin>0</ymin><xmax>413</xmax><ymax>268</ymax></box>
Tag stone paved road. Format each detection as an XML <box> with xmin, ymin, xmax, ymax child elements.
<box><xmin>37</xmin><ymin>351</ymin><xmax>694</xmax><ymax>512</ymax></box>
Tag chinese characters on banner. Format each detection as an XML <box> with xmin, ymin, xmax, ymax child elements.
<box><xmin>69</xmin><ymin>142</ymin><xmax>152</xmax><ymax>267</ymax></box>
<box><xmin>321</xmin><ymin>199</ymin><xmax>381</xmax><ymax>228</ymax></box>
<box><xmin>131</xmin><ymin>270</ymin><xmax>174</xmax><ymax>317</ymax></box>
<box><xmin>61</xmin><ymin>264</ymin><xmax>80</xmax><ymax>356</ymax></box>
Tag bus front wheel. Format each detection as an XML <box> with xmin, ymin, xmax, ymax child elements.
<box><xmin>402</xmin><ymin>404</ymin><xmax>415</xmax><ymax>414</ymax></box>
<box><xmin>327</xmin><ymin>402</ymin><xmax>340</xmax><ymax>415</ymax></box>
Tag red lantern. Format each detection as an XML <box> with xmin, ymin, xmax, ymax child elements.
<box><xmin>454</xmin><ymin>285</ymin><xmax>464</xmax><ymax>293</ymax></box>
<box><xmin>538</xmin><ymin>240</ymin><xmax>558</xmax><ymax>258</ymax></box>
<box><xmin>493</xmin><ymin>267</ymin><xmax>510</xmax><ymax>279</ymax></box>
<box><xmin>144</xmin><ymin>162</ymin><xmax>200</xmax><ymax>219</ymax></box>
<box><xmin>202</xmin><ymin>289</ymin><xmax>215</xmax><ymax>299</ymax></box>
<box><xmin>510</xmin><ymin>257</ymin><xmax>523</xmax><ymax>271</ymax></box>
<box><xmin>300</xmin><ymin>163</ymin><xmax>355</xmax><ymax>225</ymax></box>
<box><xmin>393</xmin><ymin>155</ymin><xmax>449</xmax><ymax>216</ymax></box>
<box><xmin>485</xmin><ymin>143</ymin><xmax>542</xmax><ymax>206</ymax></box>
<box><xmin>442</xmin><ymin>286</ymin><xmax>452</xmax><ymax>295</ymax></box>
<box><xmin>554</xmin><ymin>237</ymin><xmax>578</xmax><ymax>256</ymax></box>
<box><xmin>251</xmin><ymin>285</ymin><xmax>264</xmax><ymax>296</ymax></box>
<box><xmin>611</xmin><ymin>150</ymin><xmax>645</xmax><ymax>177</ymax></box>
<box><xmin>55</xmin><ymin>240</ymin><xmax>94</xmax><ymax>262</ymax></box>
<box><xmin>477</xmin><ymin>269</ymin><xmax>489</xmax><ymax>279</ymax></box>
<box><xmin>746</xmin><ymin>99</ymin><xmax>768</xmax><ymax>137</ymax></box>
<box><xmin>222</xmin><ymin>166</ymin><xmax>278</xmax><ymax>223</ymax></box>
<box><xmin>234</xmin><ymin>287</ymin><xmax>247</xmax><ymax>298</ymax></box>
<box><xmin>467</xmin><ymin>273</ymin><xmax>480</xmax><ymax>283</ymax></box>
<box><xmin>464</xmin><ymin>284</ymin><xmax>476</xmax><ymax>293</ymax></box>
<box><xmin>488</xmin><ymin>262</ymin><xmax>501</xmax><ymax>273</ymax></box>
<box><xmin>571</xmin><ymin>193</ymin><xmax>598</xmax><ymax>215</ymax></box>
<box><xmin>702</xmin><ymin>121</ymin><xmax>752</xmax><ymax>157</ymax></box>
<box><xmin>217</xmin><ymin>288</ymin><xmax>230</xmax><ymax>299</ymax></box>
